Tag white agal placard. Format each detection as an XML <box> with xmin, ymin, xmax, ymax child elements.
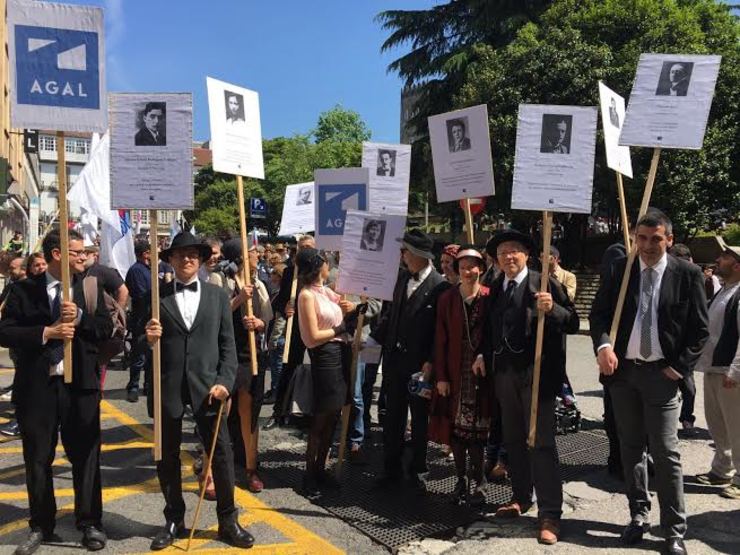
<box><xmin>206</xmin><ymin>76</ymin><xmax>264</xmax><ymax>178</ymax></box>
<box><xmin>619</xmin><ymin>54</ymin><xmax>721</xmax><ymax>149</ymax></box>
<box><xmin>362</xmin><ymin>142</ymin><xmax>411</xmax><ymax>216</ymax></box>
<box><xmin>511</xmin><ymin>104</ymin><xmax>597</xmax><ymax>214</ymax></box>
<box><xmin>278</xmin><ymin>182</ymin><xmax>315</xmax><ymax>236</ymax></box>
<box><xmin>314</xmin><ymin>168</ymin><xmax>369</xmax><ymax>251</ymax></box>
<box><xmin>336</xmin><ymin>210</ymin><xmax>405</xmax><ymax>301</ymax></box>
<box><xmin>598</xmin><ymin>82</ymin><xmax>633</xmax><ymax>178</ymax></box>
<box><xmin>428</xmin><ymin>104</ymin><xmax>495</xmax><ymax>203</ymax></box>
<box><xmin>8</xmin><ymin>0</ymin><xmax>107</xmax><ymax>132</ymax></box>
<box><xmin>110</xmin><ymin>93</ymin><xmax>194</xmax><ymax>209</ymax></box>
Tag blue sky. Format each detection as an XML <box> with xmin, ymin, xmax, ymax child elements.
<box><xmin>74</xmin><ymin>0</ymin><xmax>438</xmax><ymax>142</ymax></box>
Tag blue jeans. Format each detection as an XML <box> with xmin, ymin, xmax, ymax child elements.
<box><xmin>268</xmin><ymin>336</ymin><xmax>285</xmax><ymax>393</ymax></box>
<box><xmin>127</xmin><ymin>347</ymin><xmax>150</xmax><ymax>392</ymax></box>
<box><xmin>349</xmin><ymin>362</ymin><xmax>365</xmax><ymax>448</ymax></box>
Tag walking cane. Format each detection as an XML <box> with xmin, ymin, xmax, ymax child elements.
<box><xmin>186</xmin><ymin>398</ymin><xmax>226</xmax><ymax>551</ymax></box>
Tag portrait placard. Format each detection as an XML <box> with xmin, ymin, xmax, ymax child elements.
<box><xmin>619</xmin><ymin>54</ymin><xmax>721</xmax><ymax>149</ymax></box>
<box><xmin>110</xmin><ymin>93</ymin><xmax>193</xmax><ymax>209</ymax></box>
<box><xmin>428</xmin><ymin>104</ymin><xmax>495</xmax><ymax>203</ymax></box>
<box><xmin>361</xmin><ymin>142</ymin><xmax>411</xmax><ymax>216</ymax></box>
<box><xmin>206</xmin><ymin>76</ymin><xmax>264</xmax><ymax>178</ymax></box>
<box><xmin>598</xmin><ymin>82</ymin><xmax>633</xmax><ymax>178</ymax></box>
<box><xmin>8</xmin><ymin>0</ymin><xmax>107</xmax><ymax>132</ymax></box>
<box><xmin>511</xmin><ymin>104</ymin><xmax>597</xmax><ymax>214</ymax></box>
<box><xmin>278</xmin><ymin>182</ymin><xmax>315</xmax><ymax>236</ymax></box>
<box><xmin>314</xmin><ymin>168</ymin><xmax>369</xmax><ymax>251</ymax></box>
<box><xmin>336</xmin><ymin>210</ymin><xmax>405</xmax><ymax>301</ymax></box>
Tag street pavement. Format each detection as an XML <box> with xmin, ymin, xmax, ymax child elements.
<box><xmin>0</xmin><ymin>336</ymin><xmax>738</xmax><ymax>554</ymax></box>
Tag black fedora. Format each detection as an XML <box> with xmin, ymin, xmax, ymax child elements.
<box><xmin>401</xmin><ymin>229</ymin><xmax>435</xmax><ymax>260</ymax></box>
<box><xmin>160</xmin><ymin>232</ymin><xmax>212</xmax><ymax>262</ymax></box>
<box><xmin>485</xmin><ymin>229</ymin><xmax>535</xmax><ymax>258</ymax></box>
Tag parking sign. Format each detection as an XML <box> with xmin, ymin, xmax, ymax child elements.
<box><xmin>250</xmin><ymin>198</ymin><xmax>267</xmax><ymax>218</ymax></box>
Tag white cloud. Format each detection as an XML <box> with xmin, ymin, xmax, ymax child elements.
<box><xmin>103</xmin><ymin>0</ymin><xmax>133</xmax><ymax>90</ymax></box>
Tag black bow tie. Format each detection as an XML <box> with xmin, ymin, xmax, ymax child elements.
<box><xmin>176</xmin><ymin>281</ymin><xmax>198</xmax><ymax>293</ymax></box>
<box><xmin>411</xmin><ymin>272</ymin><xmax>420</xmax><ymax>281</ymax></box>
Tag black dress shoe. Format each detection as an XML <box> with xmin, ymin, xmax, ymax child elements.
<box><xmin>126</xmin><ymin>388</ymin><xmax>139</xmax><ymax>403</ymax></box>
<box><xmin>14</xmin><ymin>529</ymin><xmax>59</xmax><ymax>555</ymax></box>
<box><xmin>217</xmin><ymin>520</ymin><xmax>255</xmax><ymax>549</ymax></box>
<box><xmin>620</xmin><ymin>519</ymin><xmax>650</xmax><ymax>545</ymax></box>
<box><xmin>665</xmin><ymin>537</ymin><xmax>687</xmax><ymax>554</ymax></box>
<box><xmin>81</xmin><ymin>525</ymin><xmax>106</xmax><ymax>551</ymax></box>
<box><xmin>151</xmin><ymin>521</ymin><xmax>185</xmax><ymax>551</ymax></box>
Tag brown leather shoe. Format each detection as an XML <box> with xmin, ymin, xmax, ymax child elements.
<box><xmin>488</xmin><ymin>462</ymin><xmax>509</xmax><ymax>483</ymax></box>
<box><xmin>495</xmin><ymin>500</ymin><xmax>532</xmax><ymax>518</ymax></box>
<box><xmin>538</xmin><ymin>518</ymin><xmax>560</xmax><ymax>545</ymax></box>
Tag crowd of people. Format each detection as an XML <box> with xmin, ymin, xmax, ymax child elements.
<box><xmin>0</xmin><ymin>209</ymin><xmax>738</xmax><ymax>555</ymax></box>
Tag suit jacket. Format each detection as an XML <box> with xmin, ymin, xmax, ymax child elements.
<box><xmin>152</xmin><ymin>281</ymin><xmax>237</xmax><ymax>419</ymax></box>
<box><xmin>656</xmin><ymin>79</ymin><xmax>689</xmax><ymax>96</ymax></box>
<box><xmin>589</xmin><ymin>255</ymin><xmax>709</xmax><ymax>380</ymax></box>
<box><xmin>0</xmin><ymin>273</ymin><xmax>112</xmax><ymax>405</ymax></box>
<box><xmin>134</xmin><ymin>127</ymin><xmax>166</xmax><ymax>146</ymax></box>
<box><xmin>372</xmin><ymin>267</ymin><xmax>450</xmax><ymax>376</ymax></box>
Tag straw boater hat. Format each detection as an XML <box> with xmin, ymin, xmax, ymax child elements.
<box><xmin>453</xmin><ymin>245</ymin><xmax>486</xmax><ymax>273</ymax></box>
<box><xmin>400</xmin><ymin>230</ymin><xmax>435</xmax><ymax>260</ymax></box>
<box><xmin>159</xmin><ymin>231</ymin><xmax>211</xmax><ymax>262</ymax></box>
<box><xmin>484</xmin><ymin>229</ymin><xmax>535</xmax><ymax>258</ymax></box>
<box><xmin>722</xmin><ymin>243</ymin><xmax>740</xmax><ymax>262</ymax></box>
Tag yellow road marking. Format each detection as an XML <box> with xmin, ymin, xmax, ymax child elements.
<box><xmin>0</xmin><ymin>439</ymin><xmax>152</xmax><ymax>455</ymax></box>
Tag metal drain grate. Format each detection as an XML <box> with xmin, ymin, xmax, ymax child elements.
<box><xmin>260</xmin><ymin>426</ymin><xmax>609</xmax><ymax>551</ymax></box>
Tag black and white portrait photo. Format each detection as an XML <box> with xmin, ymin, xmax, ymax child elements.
<box><xmin>608</xmin><ymin>97</ymin><xmax>620</xmax><ymax>128</ymax></box>
<box><xmin>296</xmin><ymin>185</ymin><xmax>312</xmax><ymax>206</ymax></box>
<box><xmin>540</xmin><ymin>114</ymin><xmax>572</xmax><ymax>154</ymax></box>
<box><xmin>446</xmin><ymin>117</ymin><xmax>471</xmax><ymax>153</ymax></box>
<box><xmin>655</xmin><ymin>61</ymin><xmax>693</xmax><ymax>97</ymax></box>
<box><xmin>360</xmin><ymin>219</ymin><xmax>386</xmax><ymax>252</ymax></box>
<box><xmin>134</xmin><ymin>102</ymin><xmax>167</xmax><ymax>146</ymax></box>
<box><xmin>224</xmin><ymin>90</ymin><xmax>246</xmax><ymax>124</ymax></box>
<box><xmin>376</xmin><ymin>149</ymin><xmax>396</xmax><ymax>177</ymax></box>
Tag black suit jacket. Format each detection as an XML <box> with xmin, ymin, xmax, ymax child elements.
<box><xmin>0</xmin><ymin>273</ymin><xmax>112</xmax><ymax>405</ymax></box>
<box><xmin>134</xmin><ymin>127</ymin><xmax>165</xmax><ymax>146</ymax></box>
<box><xmin>589</xmin><ymin>255</ymin><xmax>709</xmax><ymax>379</ymax></box>
<box><xmin>480</xmin><ymin>270</ymin><xmax>580</xmax><ymax>395</ymax></box>
<box><xmin>151</xmin><ymin>281</ymin><xmax>237</xmax><ymax>419</ymax></box>
<box><xmin>372</xmin><ymin>268</ymin><xmax>450</xmax><ymax>376</ymax></box>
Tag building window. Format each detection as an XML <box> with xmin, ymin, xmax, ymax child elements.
<box><xmin>40</xmin><ymin>136</ymin><xmax>56</xmax><ymax>151</ymax></box>
<box><xmin>64</xmin><ymin>138</ymin><xmax>89</xmax><ymax>155</ymax></box>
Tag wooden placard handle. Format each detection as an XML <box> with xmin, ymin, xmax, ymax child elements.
<box><xmin>150</xmin><ymin>210</ymin><xmax>163</xmax><ymax>462</ymax></box>
<box><xmin>57</xmin><ymin>131</ymin><xmax>73</xmax><ymax>383</ymax></box>
<box><xmin>236</xmin><ymin>175</ymin><xmax>259</xmax><ymax>376</ymax></box>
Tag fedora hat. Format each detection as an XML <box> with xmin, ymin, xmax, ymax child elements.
<box><xmin>485</xmin><ymin>229</ymin><xmax>535</xmax><ymax>258</ymax></box>
<box><xmin>401</xmin><ymin>229</ymin><xmax>435</xmax><ymax>260</ymax></box>
<box><xmin>160</xmin><ymin>232</ymin><xmax>212</xmax><ymax>262</ymax></box>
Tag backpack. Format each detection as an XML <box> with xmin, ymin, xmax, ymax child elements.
<box><xmin>82</xmin><ymin>276</ymin><xmax>127</xmax><ymax>366</ymax></box>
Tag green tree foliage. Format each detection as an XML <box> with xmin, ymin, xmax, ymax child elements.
<box><xmin>314</xmin><ymin>105</ymin><xmax>371</xmax><ymax>143</ymax></box>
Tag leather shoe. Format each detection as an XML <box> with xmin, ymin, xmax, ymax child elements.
<box><xmin>620</xmin><ymin>519</ymin><xmax>649</xmax><ymax>545</ymax></box>
<box><xmin>14</xmin><ymin>529</ymin><xmax>57</xmax><ymax>555</ymax></box>
<box><xmin>150</xmin><ymin>521</ymin><xmax>185</xmax><ymax>551</ymax></box>
<box><xmin>126</xmin><ymin>388</ymin><xmax>139</xmax><ymax>403</ymax></box>
<box><xmin>495</xmin><ymin>500</ymin><xmax>532</xmax><ymax>518</ymax></box>
<box><xmin>81</xmin><ymin>525</ymin><xmax>106</xmax><ymax>551</ymax></box>
<box><xmin>664</xmin><ymin>537</ymin><xmax>687</xmax><ymax>554</ymax></box>
<box><xmin>538</xmin><ymin>517</ymin><xmax>560</xmax><ymax>545</ymax></box>
<box><xmin>217</xmin><ymin>520</ymin><xmax>255</xmax><ymax>549</ymax></box>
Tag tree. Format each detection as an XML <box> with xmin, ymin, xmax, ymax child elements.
<box><xmin>314</xmin><ymin>105</ymin><xmax>371</xmax><ymax>143</ymax></box>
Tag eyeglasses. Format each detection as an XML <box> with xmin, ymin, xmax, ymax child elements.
<box><xmin>68</xmin><ymin>249</ymin><xmax>88</xmax><ymax>258</ymax></box>
<box><xmin>497</xmin><ymin>249</ymin><xmax>522</xmax><ymax>258</ymax></box>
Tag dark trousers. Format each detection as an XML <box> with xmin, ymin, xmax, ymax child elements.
<box><xmin>603</xmin><ymin>382</ymin><xmax>621</xmax><ymax>465</ymax></box>
<box><xmin>127</xmin><ymin>344</ymin><xmax>150</xmax><ymax>392</ymax></box>
<box><xmin>362</xmin><ymin>362</ymin><xmax>380</xmax><ymax>432</ymax></box>
<box><xmin>486</xmin><ymin>396</ymin><xmax>507</xmax><ymax>464</ymax></box>
<box><xmin>678</xmin><ymin>374</ymin><xmax>696</xmax><ymax>424</ymax></box>
<box><xmin>494</xmin><ymin>357</ymin><xmax>562</xmax><ymax>519</ymax></box>
<box><xmin>382</xmin><ymin>357</ymin><xmax>429</xmax><ymax>478</ymax></box>
<box><xmin>610</xmin><ymin>361</ymin><xmax>686</xmax><ymax>538</ymax></box>
<box><xmin>158</xmin><ymin>409</ymin><xmax>237</xmax><ymax>524</ymax></box>
<box><xmin>16</xmin><ymin>378</ymin><xmax>102</xmax><ymax>532</ymax></box>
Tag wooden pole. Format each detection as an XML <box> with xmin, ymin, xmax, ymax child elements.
<box><xmin>56</xmin><ymin>132</ymin><xmax>73</xmax><ymax>383</ymax></box>
<box><xmin>608</xmin><ymin>148</ymin><xmax>661</xmax><ymax>344</ymax></box>
<box><xmin>527</xmin><ymin>211</ymin><xmax>552</xmax><ymax>449</ymax></box>
<box><xmin>236</xmin><ymin>175</ymin><xmax>259</xmax><ymax>376</ymax></box>
<box><xmin>186</xmin><ymin>399</ymin><xmax>226</xmax><ymax>552</ymax></box>
<box><xmin>150</xmin><ymin>210</ymin><xmax>162</xmax><ymax>462</ymax></box>
<box><xmin>281</xmin><ymin>268</ymin><xmax>299</xmax><ymax>365</ymax></box>
<box><xmin>335</xmin><ymin>299</ymin><xmax>367</xmax><ymax>479</ymax></box>
<box><xmin>615</xmin><ymin>172</ymin><xmax>631</xmax><ymax>251</ymax></box>
<box><xmin>463</xmin><ymin>198</ymin><xmax>475</xmax><ymax>244</ymax></box>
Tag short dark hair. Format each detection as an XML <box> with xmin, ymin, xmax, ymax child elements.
<box><xmin>669</xmin><ymin>243</ymin><xmax>692</xmax><ymax>261</ymax></box>
<box><xmin>42</xmin><ymin>229</ymin><xmax>83</xmax><ymax>263</ymax></box>
<box><xmin>378</xmin><ymin>149</ymin><xmax>392</xmax><ymax>159</ymax></box>
<box><xmin>636</xmin><ymin>208</ymin><xmax>673</xmax><ymax>235</ymax></box>
<box><xmin>134</xmin><ymin>239</ymin><xmax>150</xmax><ymax>258</ymax></box>
<box><xmin>450</xmin><ymin>119</ymin><xmax>466</xmax><ymax>132</ymax></box>
<box><xmin>143</xmin><ymin>102</ymin><xmax>165</xmax><ymax>116</ymax></box>
<box><xmin>364</xmin><ymin>220</ymin><xmax>382</xmax><ymax>233</ymax></box>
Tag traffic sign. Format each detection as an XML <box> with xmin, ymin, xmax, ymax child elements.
<box><xmin>459</xmin><ymin>197</ymin><xmax>486</xmax><ymax>216</ymax></box>
<box><xmin>250</xmin><ymin>197</ymin><xmax>267</xmax><ymax>218</ymax></box>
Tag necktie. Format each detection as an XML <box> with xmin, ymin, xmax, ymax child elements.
<box><xmin>49</xmin><ymin>284</ymin><xmax>64</xmax><ymax>365</ymax></box>
<box><xmin>176</xmin><ymin>281</ymin><xmax>198</xmax><ymax>293</ymax></box>
<box><xmin>639</xmin><ymin>268</ymin><xmax>655</xmax><ymax>359</ymax></box>
<box><xmin>504</xmin><ymin>279</ymin><xmax>517</xmax><ymax>303</ymax></box>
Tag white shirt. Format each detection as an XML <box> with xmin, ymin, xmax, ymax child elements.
<box><xmin>695</xmin><ymin>282</ymin><xmax>740</xmax><ymax>374</ymax></box>
<box><xmin>502</xmin><ymin>266</ymin><xmax>529</xmax><ymax>293</ymax></box>
<box><xmin>406</xmin><ymin>263</ymin><xmax>433</xmax><ymax>299</ymax></box>
<box><xmin>625</xmin><ymin>253</ymin><xmax>668</xmax><ymax>361</ymax></box>
<box><xmin>174</xmin><ymin>277</ymin><xmax>201</xmax><ymax>330</ymax></box>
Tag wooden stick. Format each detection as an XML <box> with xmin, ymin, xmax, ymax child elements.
<box><xmin>186</xmin><ymin>399</ymin><xmax>226</xmax><ymax>552</ymax></box>
<box><xmin>335</xmin><ymin>299</ymin><xmax>367</xmax><ymax>479</ymax></box>
<box><xmin>281</xmin><ymin>268</ymin><xmax>299</xmax><ymax>365</ymax></box>
<box><xmin>150</xmin><ymin>210</ymin><xmax>163</xmax><ymax>462</ymax></box>
<box><xmin>236</xmin><ymin>175</ymin><xmax>258</xmax><ymax>376</ymax></box>
<box><xmin>615</xmin><ymin>172</ymin><xmax>631</xmax><ymax>251</ymax></box>
<box><xmin>608</xmin><ymin>148</ymin><xmax>661</xmax><ymax>343</ymax></box>
<box><xmin>527</xmin><ymin>211</ymin><xmax>552</xmax><ymax>449</ymax></box>
<box><xmin>463</xmin><ymin>198</ymin><xmax>475</xmax><ymax>244</ymax></box>
<box><xmin>56</xmin><ymin>132</ymin><xmax>73</xmax><ymax>383</ymax></box>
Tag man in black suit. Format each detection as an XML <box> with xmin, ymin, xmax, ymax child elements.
<box><xmin>590</xmin><ymin>211</ymin><xmax>709</xmax><ymax>555</ymax></box>
<box><xmin>474</xmin><ymin>230</ymin><xmax>579</xmax><ymax>546</ymax></box>
<box><xmin>134</xmin><ymin>102</ymin><xmax>166</xmax><ymax>146</ymax></box>
<box><xmin>144</xmin><ymin>232</ymin><xmax>253</xmax><ymax>550</ymax></box>
<box><xmin>0</xmin><ymin>230</ymin><xmax>112</xmax><ymax>555</ymax></box>
<box><xmin>371</xmin><ymin>230</ymin><xmax>451</xmax><ymax>490</ymax></box>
